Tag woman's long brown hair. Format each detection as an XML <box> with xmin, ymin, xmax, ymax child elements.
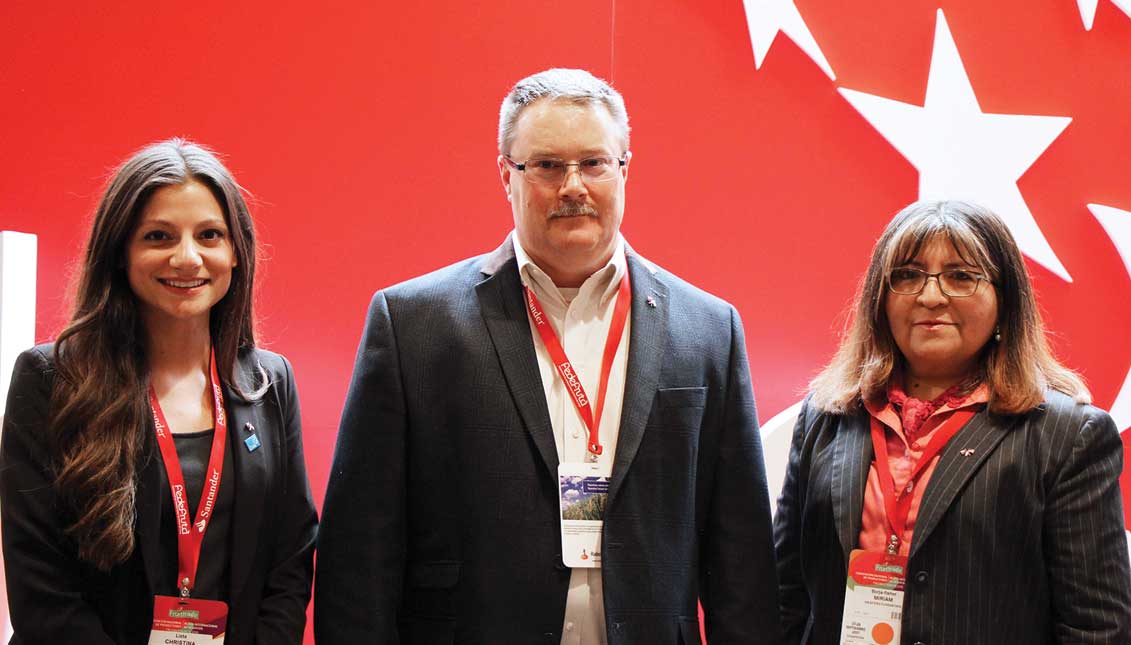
<box><xmin>50</xmin><ymin>139</ymin><xmax>261</xmax><ymax>570</ymax></box>
<box><xmin>809</xmin><ymin>200</ymin><xmax>1088</xmax><ymax>415</ymax></box>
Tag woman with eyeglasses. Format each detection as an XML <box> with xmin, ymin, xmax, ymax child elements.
<box><xmin>774</xmin><ymin>200</ymin><xmax>1131</xmax><ymax>644</ymax></box>
<box><xmin>1</xmin><ymin>139</ymin><xmax>317</xmax><ymax>644</ymax></box>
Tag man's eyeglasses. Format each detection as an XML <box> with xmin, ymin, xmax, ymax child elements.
<box><xmin>504</xmin><ymin>154</ymin><xmax>627</xmax><ymax>186</ymax></box>
<box><xmin>887</xmin><ymin>267</ymin><xmax>993</xmax><ymax>297</ymax></box>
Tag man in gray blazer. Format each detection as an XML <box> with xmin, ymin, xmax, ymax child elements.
<box><xmin>314</xmin><ymin>68</ymin><xmax>781</xmax><ymax>645</ymax></box>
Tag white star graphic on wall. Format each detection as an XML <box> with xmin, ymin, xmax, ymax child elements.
<box><xmin>1088</xmin><ymin>203</ymin><xmax>1131</xmax><ymax>431</ymax></box>
<box><xmin>838</xmin><ymin>9</ymin><xmax>1074</xmax><ymax>281</ymax></box>
<box><xmin>742</xmin><ymin>0</ymin><xmax>835</xmax><ymax>79</ymax></box>
<box><xmin>1077</xmin><ymin>0</ymin><xmax>1131</xmax><ymax>30</ymax></box>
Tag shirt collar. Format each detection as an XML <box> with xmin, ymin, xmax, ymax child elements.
<box><xmin>511</xmin><ymin>232</ymin><xmax>628</xmax><ymax>309</ymax></box>
<box><xmin>865</xmin><ymin>380</ymin><xmax>990</xmax><ymax>435</ymax></box>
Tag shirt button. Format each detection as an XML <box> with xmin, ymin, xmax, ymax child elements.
<box><xmin>565</xmin><ymin>622</ymin><xmax>575</xmax><ymax>631</ymax></box>
<box><xmin>572</xmin><ymin>430</ymin><xmax>580</xmax><ymax>439</ymax></box>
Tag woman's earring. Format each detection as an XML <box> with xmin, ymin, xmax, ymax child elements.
<box><xmin>994</xmin><ymin>326</ymin><xmax>1001</xmax><ymax>342</ymax></box>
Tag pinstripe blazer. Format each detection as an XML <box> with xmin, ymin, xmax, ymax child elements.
<box><xmin>774</xmin><ymin>390</ymin><xmax>1131</xmax><ymax>645</ymax></box>
<box><xmin>314</xmin><ymin>238</ymin><xmax>781</xmax><ymax>645</ymax></box>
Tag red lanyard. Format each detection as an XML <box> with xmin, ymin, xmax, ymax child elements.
<box><xmin>148</xmin><ymin>349</ymin><xmax>228</xmax><ymax>598</ymax></box>
<box><xmin>524</xmin><ymin>272</ymin><xmax>631</xmax><ymax>461</ymax></box>
<box><xmin>868</xmin><ymin>407</ymin><xmax>976</xmax><ymax>555</ymax></box>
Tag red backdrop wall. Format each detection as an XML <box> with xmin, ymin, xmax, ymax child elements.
<box><xmin>3</xmin><ymin>1</ymin><xmax>1130</xmax><ymax>641</ymax></box>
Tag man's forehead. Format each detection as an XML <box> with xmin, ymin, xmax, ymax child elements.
<box><xmin>510</xmin><ymin>99</ymin><xmax>622</xmax><ymax>155</ymax></box>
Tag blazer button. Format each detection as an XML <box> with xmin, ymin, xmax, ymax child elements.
<box><xmin>912</xmin><ymin>641</ymin><xmax>927</xmax><ymax>645</ymax></box>
<box><xmin>915</xmin><ymin>570</ymin><xmax>928</xmax><ymax>584</ymax></box>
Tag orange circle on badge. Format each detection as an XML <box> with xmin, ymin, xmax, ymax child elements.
<box><xmin>871</xmin><ymin>622</ymin><xmax>895</xmax><ymax>644</ymax></box>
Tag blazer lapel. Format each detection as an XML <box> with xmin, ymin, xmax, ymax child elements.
<box><xmin>908</xmin><ymin>410</ymin><xmax>1012</xmax><ymax>558</ymax></box>
<box><xmin>225</xmin><ymin>377</ymin><xmax>268</xmax><ymax>601</ymax></box>
<box><xmin>830</xmin><ymin>412</ymin><xmax>873</xmax><ymax>565</ymax></box>
<box><xmin>135</xmin><ymin>437</ymin><xmax>164</xmax><ymax>594</ymax></box>
<box><xmin>607</xmin><ymin>255</ymin><xmax>668</xmax><ymax>506</ymax></box>
<box><xmin>475</xmin><ymin>255</ymin><xmax>558</xmax><ymax>479</ymax></box>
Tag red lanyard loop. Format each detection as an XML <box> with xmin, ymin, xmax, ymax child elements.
<box><xmin>869</xmin><ymin>407</ymin><xmax>976</xmax><ymax>555</ymax></box>
<box><xmin>524</xmin><ymin>272</ymin><xmax>631</xmax><ymax>460</ymax></box>
<box><xmin>148</xmin><ymin>348</ymin><xmax>228</xmax><ymax>598</ymax></box>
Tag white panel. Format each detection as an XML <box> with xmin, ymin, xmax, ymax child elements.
<box><xmin>1</xmin><ymin>231</ymin><xmax>38</xmax><ymax>415</ymax></box>
<box><xmin>1</xmin><ymin>230</ymin><xmax>37</xmax><ymax>641</ymax></box>
<box><xmin>1088</xmin><ymin>204</ymin><xmax>1131</xmax><ymax>431</ymax></box>
<box><xmin>760</xmin><ymin>400</ymin><xmax>804</xmax><ymax>517</ymax></box>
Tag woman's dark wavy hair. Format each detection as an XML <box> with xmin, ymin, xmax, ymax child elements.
<box><xmin>50</xmin><ymin>139</ymin><xmax>261</xmax><ymax>570</ymax></box>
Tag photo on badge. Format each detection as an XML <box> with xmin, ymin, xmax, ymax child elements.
<box><xmin>560</xmin><ymin>475</ymin><xmax>609</xmax><ymax>520</ymax></box>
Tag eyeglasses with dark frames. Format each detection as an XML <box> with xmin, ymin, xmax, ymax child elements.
<box><xmin>504</xmin><ymin>154</ymin><xmax>627</xmax><ymax>186</ymax></box>
<box><xmin>887</xmin><ymin>267</ymin><xmax>993</xmax><ymax>297</ymax></box>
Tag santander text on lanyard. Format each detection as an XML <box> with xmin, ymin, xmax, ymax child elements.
<box><xmin>868</xmin><ymin>407</ymin><xmax>977</xmax><ymax>555</ymax></box>
<box><xmin>148</xmin><ymin>348</ymin><xmax>228</xmax><ymax>599</ymax></box>
<box><xmin>524</xmin><ymin>272</ymin><xmax>631</xmax><ymax>462</ymax></box>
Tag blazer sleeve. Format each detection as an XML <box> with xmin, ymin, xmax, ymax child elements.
<box><xmin>254</xmin><ymin>354</ymin><xmax>319</xmax><ymax>644</ymax></box>
<box><xmin>314</xmin><ymin>291</ymin><xmax>407</xmax><ymax>644</ymax></box>
<box><xmin>0</xmin><ymin>347</ymin><xmax>116</xmax><ymax>645</ymax></box>
<box><xmin>699</xmin><ymin>307</ymin><xmax>784</xmax><ymax>644</ymax></box>
<box><xmin>1044</xmin><ymin>408</ymin><xmax>1131</xmax><ymax>643</ymax></box>
<box><xmin>772</xmin><ymin>397</ymin><xmax>815</xmax><ymax>645</ymax></box>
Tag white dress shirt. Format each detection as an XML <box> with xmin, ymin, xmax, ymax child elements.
<box><xmin>512</xmin><ymin>233</ymin><xmax>631</xmax><ymax>645</ymax></box>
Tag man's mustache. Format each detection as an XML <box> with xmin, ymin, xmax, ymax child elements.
<box><xmin>549</xmin><ymin>203</ymin><xmax>598</xmax><ymax>218</ymax></box>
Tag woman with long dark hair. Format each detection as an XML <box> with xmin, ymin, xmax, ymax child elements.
<box><xmin>1</xmin><ymin>139</ymin><xmax>317</xmax><ymax>644</ymax></box>
<box><xmin>775</xmin><ymin>200</ymin><xmax>1131</xmax><ymax>644</ymax></box>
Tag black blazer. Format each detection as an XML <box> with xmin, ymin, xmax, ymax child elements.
<box><xmin>0</xmin><ymin>344</ymin><xmax>318</xmax><ymax>645</ymax></box>
<box><xmin>314</xmin><ymin>239</ymin><xmax>781</xmax><ymax>645</ymax></box>
<box><xmin>774</xmin><ymin>390</ymin><xmax>1131</xmax><ymax>644</ymax></box>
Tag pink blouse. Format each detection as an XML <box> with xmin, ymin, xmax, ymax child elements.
<box><xmin>857</xmin><ymin>381</ymin><xmax>989</xmax><ymax>556</ymax></box>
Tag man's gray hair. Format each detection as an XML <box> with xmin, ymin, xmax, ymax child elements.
<box><xmin>498</xmin><ymin>68</ymin><xmax>630</xmax><ymax>155</ymax></box>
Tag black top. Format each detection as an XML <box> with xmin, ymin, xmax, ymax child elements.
<box><xmin>157</xmin><ymin>428</ymin><xmax>235</xmax><ymax>602</ymax></box>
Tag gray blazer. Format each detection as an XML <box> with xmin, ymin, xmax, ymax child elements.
<box><xmin>774</xmin><ymin>390</ymin><xmax>1131</xmax><ymax>644</ymax></box>
<box><xmin>314</xmin><ymin>239</ymin><xmax>782</xmax><ymax>645</ymax></box>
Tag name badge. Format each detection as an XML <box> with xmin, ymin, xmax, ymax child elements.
<box><xmin>149</xmin><ymin>595</ymin><xmax>228</xmax><ymax>644</ymax></box>
<box><xmin>558</xmin><ymin>462</ymin><xmax>611</xmax><ymax>568</ymax></box>
<box><xmin>839</xmin><ymin>549</ymin><xmax>905</xmax><ymax>645</ymax></box>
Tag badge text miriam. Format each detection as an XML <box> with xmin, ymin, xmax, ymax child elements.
<box><xmin>168</xmin><ymin>608</ymin><xmax>200</xmax><ymax>619</ymax></box>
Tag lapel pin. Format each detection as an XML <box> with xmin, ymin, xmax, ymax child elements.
<box><xmin>244</xmin><ymin>422</ymin><xmax>255</xmax><ymax>433</ymax></box>
<box><xmin>960</xmin><ymin>448</ymin><xmax>975</xmax><ymax>456</ymax></box>
<box><xmin>646</xmin><ymin>297</ymin><xmax>657</xmax><ymax>308</ymax></box>
<box><xmin>244</xmin><ymin>434</ymin><xmax>261</xmax><ymax>453</ymax></box>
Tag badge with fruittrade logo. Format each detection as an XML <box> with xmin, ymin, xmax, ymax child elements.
<box><xmin>149</xmin><ymin>595</ymin><xmax>228</xmax><ymax>644</ymax></box>
<box><xmin>558</xmin><ymin>462</ymin><xmax>612</xmax><ymax>568</ymax></box>
<box><xmin>839</xmin><ymin>549</ymin><xmax>905</xmax><ymax>645</ymax></box>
